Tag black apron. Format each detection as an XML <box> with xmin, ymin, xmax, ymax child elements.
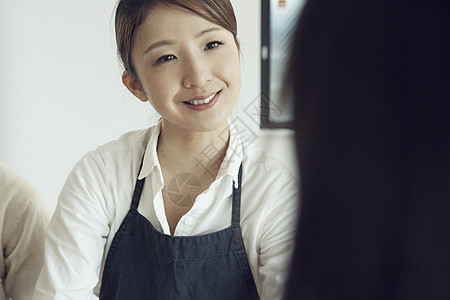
<box><xmin>99</xmin><ymin>163</ymin><xmax>260</xmax><ymax>300</ymax></box>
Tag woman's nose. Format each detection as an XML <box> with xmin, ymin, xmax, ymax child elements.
<box><xmin>182</xmin><ymin>57</ymin><xmax>213</xmax><ymax>88</ymax></box>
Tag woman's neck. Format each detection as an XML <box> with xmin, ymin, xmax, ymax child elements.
<box><xmin>157</xmin><ymin>121</ymin><xmax>230</xmax><ymax>180</ymax></box>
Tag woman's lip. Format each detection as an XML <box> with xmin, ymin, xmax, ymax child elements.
<box><xmin>183</xmin><ymin>91</ymin><xmax>221</xmax><ymax>111</ymax></box>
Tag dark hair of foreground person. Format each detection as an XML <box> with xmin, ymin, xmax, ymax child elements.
<box><xmin>285</xmin><ymin>0</ymin><xmax>450</xmax><ymax>299</ymax></box>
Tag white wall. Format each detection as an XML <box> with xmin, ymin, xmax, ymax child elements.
<box><xmin>0</xmin><ymin>0</ymin><xmax>297</xmax><ymax>209</ymax></box>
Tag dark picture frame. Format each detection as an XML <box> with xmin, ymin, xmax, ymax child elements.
<box><xmin>261</xmin><ymin>0</ymin><xmax>305</xmax><ymax>129</ymax></box>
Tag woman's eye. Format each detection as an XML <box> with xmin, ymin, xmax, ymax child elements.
<box><xmin>204</xmin><ymin>41</ymin><xmax>224</xmax><ymax>50</ymax></box>
<box><xmin>156</xmin><ymin>54</ymin><xmax>176</xmax><ymax>64</ymax></box>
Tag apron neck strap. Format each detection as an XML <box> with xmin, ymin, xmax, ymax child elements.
<box><xmin>231</xmin><ymin>164</ymin><xmax>243</xmax><ymax>226</ymax></box>
<box><xmin>131</xmin><ymin>157</ymin><xmax>145</xmax><ymax>211</ymax></box>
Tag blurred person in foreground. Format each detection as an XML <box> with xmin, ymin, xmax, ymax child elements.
<box><xmin>285</xmin><ymin>0</ymin><xmax>450</xmax><ymax>299</ymax></box>
<box><xmin>0</xmin><ymin>162</ymin><xmax>51</xmax><ymax>299</ymax></box>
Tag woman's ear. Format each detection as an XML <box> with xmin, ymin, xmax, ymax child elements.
<box><xmin>122</xmin><ymin>71</ymin><xmax>148</xmax><ymax>102</ymax></box>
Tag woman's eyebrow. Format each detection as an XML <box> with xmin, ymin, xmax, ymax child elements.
<box><xmin>143</xmin><ymin>27</ymin><xmax>224</xmax><ymax>56</ymax></box>
<box><xmin>195</xmin><ymin>27</ymin><xmax>223</xmax><ymax>38</ymax></box>
<box><xmin>143</xmin><ymin>40</ymin><xmax>175</xmax><ymax>56</ymax></box>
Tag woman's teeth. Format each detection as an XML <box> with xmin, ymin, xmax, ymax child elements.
<box><xmin>187</xmin><ymin>92</ymin><xmax>217</xmax><ymax>105</ymax></box>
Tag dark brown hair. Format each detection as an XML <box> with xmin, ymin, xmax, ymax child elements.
<box><xmin>115</xmin><ymin>0</ymin><xmax>239</xmax><ymax>79</ymax></box>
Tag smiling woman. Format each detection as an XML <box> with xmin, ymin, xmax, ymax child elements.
<box><xmin>33</xmin><ymin>1</ymin><xmax>299</xmax><ymax>300</ymax></box>
<box><xmin>122</xmin><ymin>4</ymin><xmax>241</xmax><ymax>133</ymax></box>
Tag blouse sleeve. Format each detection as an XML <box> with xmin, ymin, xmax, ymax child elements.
<box><xmin>33</xmin><ymin>150</ymin><xmax>111</xmax><ymax>300</ymax></box>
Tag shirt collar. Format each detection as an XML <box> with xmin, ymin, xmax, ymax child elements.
<box><xmin>138</xmin><ymin>121</ymin><xmax>162</xmax><ymax>180</ymax></box>
<box><xmin>138</xmin><ymin>120</ymin><xmax>243</xmax><ymax>188</ymax></box>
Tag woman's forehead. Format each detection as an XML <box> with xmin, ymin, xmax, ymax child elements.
<box><xmin>134</xmin><ymin>5</ymin><xmax>226</xmax><ymax>45</ymax></box>
<box><xmin>142</xmin><ymin>5</ymin><xmax>218</xmax><ymax>31</ymax></box>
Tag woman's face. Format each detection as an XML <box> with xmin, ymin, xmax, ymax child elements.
<box><xmin>125</xmin><ymin>5</ymin><xmax>241</xmax><ymax>133</ymax></box>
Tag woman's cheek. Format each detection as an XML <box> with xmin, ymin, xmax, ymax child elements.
<box><xmin>223</xmin><ymin>54</ymin><xmax>241</xmax><ymax>86</ymax></box>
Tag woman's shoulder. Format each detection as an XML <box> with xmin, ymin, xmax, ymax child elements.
<box><xmin>97</xmin><ymin>126</ymin><xmax>155</xmax><ymax>154</ymax></box>
<box><xmin>81</xmin><ymin>125</ymin><xmax>155</xmax><ymax>162</ymax></box>
<box><xmin>242</xmin><ymin>146</ymin><xmax>297</xmax><ymax>180</ymax></box>
<box><xmin>240</xmin><ymin>146</ymin><xmax>299</xmax><ymax>207</ymax></box>
<box><xmin>68</xmin><ymin>125</ymin><xmax>156</xmax><ymax>183</ymax></box>
<box><xmin>59</xmin><ymin>126</ymin><xmax>159</xmax><ymax>219</ymax></box>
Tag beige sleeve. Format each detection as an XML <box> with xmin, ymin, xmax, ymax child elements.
<box><xmin>2</xmin><ymin>186</ymin><xmax>51</xmax><ymax>300</ymax></box>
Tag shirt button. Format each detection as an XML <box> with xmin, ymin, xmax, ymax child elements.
<box><xmin>184</xmin><ymin>217</ymin><xmax>193</xmax><ymax>225</ymax></box>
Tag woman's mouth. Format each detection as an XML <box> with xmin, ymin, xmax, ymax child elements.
<box><xmin>184</xmin><ymin>92</ymin><xmax>218</xmax><ymax>106</ymax></box>
<box><xmin>183</xmin><ymin>91</ymin><xmax>221</xmax><ymax>111</ymax></box>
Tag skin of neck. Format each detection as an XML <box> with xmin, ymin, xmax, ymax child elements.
<box><xmin>157</xmin><ymin>119</ymin><xmax>230</xmax><ymax>176</ymax></box>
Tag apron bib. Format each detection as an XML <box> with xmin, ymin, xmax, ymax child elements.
<box><xmin>99</xmin><ymin>163</ymin><xmax>260</xmax><ymax>300</ymax></box>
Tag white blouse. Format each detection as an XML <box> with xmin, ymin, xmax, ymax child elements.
<box><xmin>34</xmin><ymin>122</ymin><xmax>299</xmax><ymax>300</ymax></box>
